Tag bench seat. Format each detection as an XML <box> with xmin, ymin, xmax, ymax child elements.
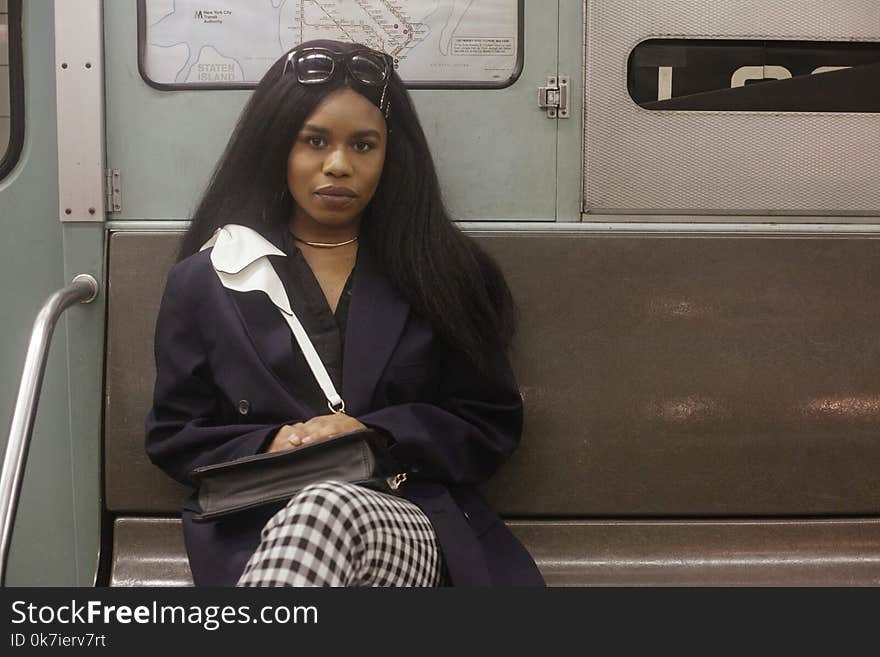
<box><xmin>105</xmin><ymin>231</ymin><xmax>880</xmax><ymax>586</ymax></box>
<box><xmin>110</xmin><ymin>516</ymin><xmax>880</xmax><ymax>587</ymax></box>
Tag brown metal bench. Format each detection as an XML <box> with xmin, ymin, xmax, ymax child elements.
<box><xmin>104</xmin><ymin>230</ymin><xmax>880</xmax><ymax>586</ymax></box>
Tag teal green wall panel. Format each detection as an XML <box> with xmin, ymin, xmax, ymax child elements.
<box><xmin>61</xmin><ymin>222</ymin><xmax>105</xmax><ymax>586</ymax></box>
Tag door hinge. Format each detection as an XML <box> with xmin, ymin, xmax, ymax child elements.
<box><xmin>538</xmin><ymin>75</ymin><xmax>570</xmax><ymax>119</ymax></box>
<box><xmin>105</xmin><ymin>169</ymin><xmax>121</xmax><ymax>213</ymax></box>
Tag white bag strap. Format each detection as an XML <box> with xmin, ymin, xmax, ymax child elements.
<box><xmin>278</xmin><ymin>307</ymin><xmax>346</xmax><ymax>414</ymax></box>
<box><xmin>200</xmin><ymin>225</ymin><xmax>345</xmax><ymax>413</ymax></box>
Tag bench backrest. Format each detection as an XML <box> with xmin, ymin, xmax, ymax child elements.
<box><xmin>105</xmin><ymin>231</ymin><xmax>880</xmax><ymax>516</ymax></box>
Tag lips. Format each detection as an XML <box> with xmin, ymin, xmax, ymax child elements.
<box><xmin>314</xmin><ymin>188</ymin><xmax>358</xmax><ymax>210</ymax></box>
<box><xmin>315</xmin><ymin>185</ymin><xmax>357</xmax><ymax>198</ymax></box>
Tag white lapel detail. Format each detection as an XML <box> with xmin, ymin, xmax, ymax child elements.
<box><xmin>199</xmin><ymin>224</ymin><xmax>345</xmax><ymax>411</ymax></box>
<box><xmin>200</xmin><ymin>224</ymin><xmax>291</xmax><ymax>313</ymax></box>
<box><xmin>201</xmin><ymin>223</ymin><xmax>285</xmax><ymax>273</ymax></box>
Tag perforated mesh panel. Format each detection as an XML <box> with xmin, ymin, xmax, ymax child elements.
<box><xmin>583</xmin><ymin>0</ymin><xmax>880</xmax><ymax>216</ymax></box>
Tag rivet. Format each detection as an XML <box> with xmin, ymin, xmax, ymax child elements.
<box><xmin>88</xmin><ymin>207</ymin><xmax>96</xmax><ymax>215</ymax></box>
<box><xmin>61</xmin><ymin>62</ymin><xmax>68</xmax><ymax>69</ymax></box>
<box><xmin>64</xmin><ymin>208</ymin><xmax>72</xmax><ymax>215</ymax></box>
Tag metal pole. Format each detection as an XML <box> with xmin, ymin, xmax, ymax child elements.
<box><xmin>0</xmin><ymin>274</ymin><xmax>99</xmax><ymax>586</ymax></box>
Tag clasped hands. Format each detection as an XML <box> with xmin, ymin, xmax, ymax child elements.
<box><xmin>265</xmin><ymin>413</ymin><xmax>367</xmax><ymax>453</ymax></box>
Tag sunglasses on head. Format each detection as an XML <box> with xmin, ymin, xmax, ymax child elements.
<box><xmin>281</xmin><ymin>46</ymin><xmax>394</xmax><ymax>118</ymax></box>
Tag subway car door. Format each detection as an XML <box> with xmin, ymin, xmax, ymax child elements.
<box><xmin>0</xmin><ymin>0</ymin><xmax>105</xmax><ymax>585</ymax></box>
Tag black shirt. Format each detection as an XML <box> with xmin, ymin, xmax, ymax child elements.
<box><xmin>269</xmin><ymin>229</ymin><xmax>356</xmax><ymax>416</ymax></box>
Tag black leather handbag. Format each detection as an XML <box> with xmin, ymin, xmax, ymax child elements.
<box><xmin>190</xmin><ymin>428</ymin><xmax>406</xmax><ymax>522</ymax></box>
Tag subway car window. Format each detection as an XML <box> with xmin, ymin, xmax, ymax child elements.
<box><xmin>0</xmin><ymin>0</ymin><xmax>23</xmax><ymax>179</ymax></box>
<box><xmin>629</xmin><ymin>39</ymin><xmax>880</xmax><ymax>112</ymax></box>
<box><xmin>137</xmin><ymin>0</ymin><xmax>523</xmax><ymax>89</ymax></box>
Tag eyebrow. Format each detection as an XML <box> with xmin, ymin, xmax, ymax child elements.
<box><xmin>302</xmin><ymin>124</ymin><xmax>383</xmax><ymax>140</ymax></box>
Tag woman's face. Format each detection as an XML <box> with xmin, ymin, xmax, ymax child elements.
<box><xmin>287</xmin><ymin>88</ymin><xmax>388</xmax><ymax>233</ymax></box>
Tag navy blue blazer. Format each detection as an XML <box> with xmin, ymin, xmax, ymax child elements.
<box><xmin>145</xmin><ymin>231</ymin><xmax>544</xmax><ymax>587</ymax></box>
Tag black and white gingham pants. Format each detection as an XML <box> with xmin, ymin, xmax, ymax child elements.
<box><xmin>236</xmin><ymin>480</ymin><xmax>445</xmax><ymax>587</ymax></box>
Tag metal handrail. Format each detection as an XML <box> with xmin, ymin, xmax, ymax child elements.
<box><xmin>0</xmin><ymin>274</ymin><xmax>99</xmax><ymax>586</ymax></box>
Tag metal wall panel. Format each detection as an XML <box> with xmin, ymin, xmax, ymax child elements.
<box><xmin>583</xmin><ymin>0</ymin><xmax>880</xmax><ymax>217</ymax></box>
<box><xmin>54</xmin><ymin>0</ymin><xmax>104</xmax><ymax>221</ymax></box>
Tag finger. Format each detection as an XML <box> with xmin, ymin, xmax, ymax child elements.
<box><xmin>297</xmin><ymin>417</ymin><xmax>330</xmax><ymax>435</ymax></box>
<box><xmin>302</xmin><ymin>415</ymin><xmax>334</xmax><ymax>429</ymax></box>
<box><xmin>286</xmin><ymin>422</ymin><xmax>311</xmax><ymax>444</ymax></box>
<box><xmin>288</xmin><ymin>431</ymin><xmax>312</xmax><ymax>446</ymax></box>
<box><xmin>301</xmin><ymin>427</ymin><xmax>334</xmax><ymax>444</ymax></box>
<box><xmin>292</xmin><ymin>417</ymin><xmax>343</xmax><ymax>445</ymax></box>
<box><xmin>300</xmin><ymin>421</ymin><xmax>343</xmax><ymax>444</ymax></box>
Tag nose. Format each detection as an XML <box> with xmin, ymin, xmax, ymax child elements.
<box><xmin>322</xmin><ymin>146</ymin><xmax>353</xmax><ymax>177</ymax></box>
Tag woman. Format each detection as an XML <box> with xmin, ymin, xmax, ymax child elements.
<box><xmin>145</xmin><ymin>39</ymin><xmax>543</xmax><ymax>587</ymax></box>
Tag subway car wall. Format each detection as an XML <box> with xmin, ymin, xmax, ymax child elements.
<box><xmin>0</xmin><ymin>0</ymin><xmax>879</xmax><ymax>587</ymax></box>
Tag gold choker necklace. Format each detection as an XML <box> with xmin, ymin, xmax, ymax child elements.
<box><xmin>291</xmin><ymin>234</ymin><xmax>359</xmax><ymax>249</ymax></box>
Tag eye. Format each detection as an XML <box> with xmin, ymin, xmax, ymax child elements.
<box><xmin>305</xmin><ymin>136</ymin><xmax>326</xmax><ymax>148</ymax></box>
<box><xmin>353</xmin><ymin>141</ymin><xmax>375</xmax><ymax>153</ymax></box>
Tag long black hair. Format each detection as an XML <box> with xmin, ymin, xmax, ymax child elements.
<box><xmin>178</xmin><ymin>39</ymin><xmax>515</xmax><ymax>372</ymax></box>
